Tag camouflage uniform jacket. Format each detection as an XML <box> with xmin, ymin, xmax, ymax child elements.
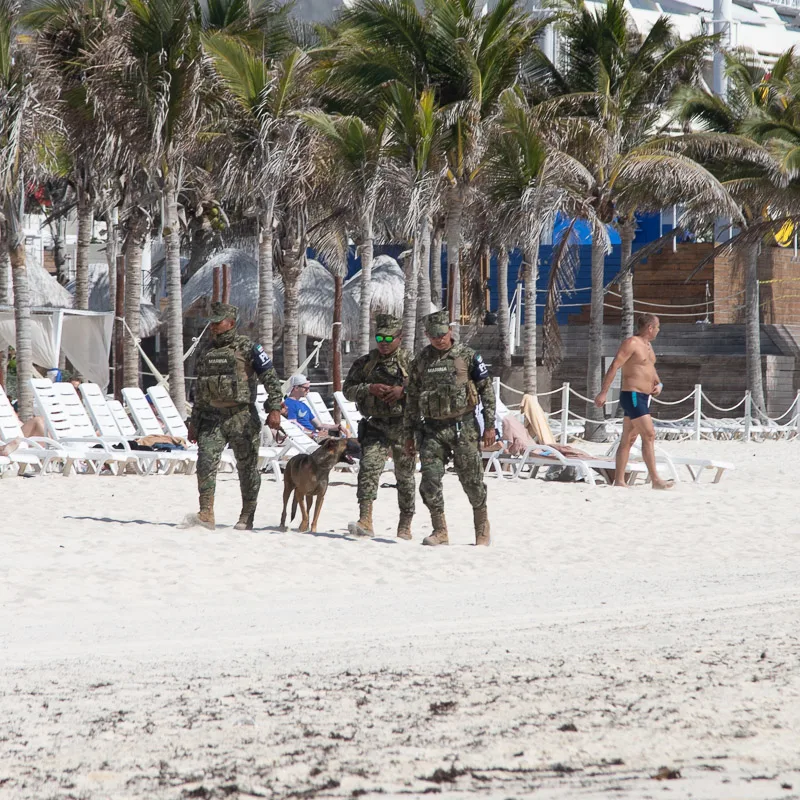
<box><xmin>404</xmin><ymin>342</ymin><xmax>495</xmax><ymax>439</ymax></box>
<box><xmin>189</xmin><ymin>330</ymin><xmax>283</xmax><ymax>427</ymax></box>
<box><xmin>343</xmin><ymin>348</ymin><xmax>411</xmax><ymax>420</ymax></box>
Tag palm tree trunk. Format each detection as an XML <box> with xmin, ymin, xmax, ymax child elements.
<box><xmin>585</xmin><ymin>237</ymin><xmax>607</xmax><ymax>440</ymax></box>
<box><xmin>445</xmin><ymin>186</ymin><xmax>465</xmax><ymax>338</ymax></box>
<box><xmin>0</xmin><ymin>232</ymin><xmax>8</xmax><ymax>302</ymax></box>
<box><xmin>186</xmin><ymin>212</ymin><xmax>216</xmax><ymax>280</ymax></box>
<box><xmin>104</xmin><ymin>209</ymin><xmax>117</xmax><ymax>312</ymax></box>
<box><xmin>75</xmin><ymin>188</ymin><xmax>92</xmax><ymax>310</ymax></box>
<box><xmin>358</xmin><ymin>211</ymin><xmax>374</xmax><ymax>357</ymax></box>
<box><xmin>415</xmin><ymin>214</ymin><xmax>432</xmax><ymax>352</ymax></box>
<box><xmin>618</xmin><ymin>217</ymin><xmax>636</xmax><ymax>340</ymax></box>
<box><xmin>332</xmin><ymin>273</ymin><xmax>343</xmax><ymax>407</ymax></box>
<box><xmin>8</xmin><ymin>227</ymin><xmax>34</xmax><ymax>420</ymax></box>
<box><xmin>258</xmin><ymin>199</ymin><xmax>275</xmax><ymax>350</ymax></box>
<box><xmin>50</xmin><ymin>218</ymin><xmax>69</xmax><ymax>286</ymax></box>
<box><xmin>122</xmin><ymin>208</ymin><xmax>148</xmax><ymax>390</ymax></box>
<box><xmin>497</xmin><ymin>244</ymin><xmax>511</xmax><ymax>369</ymax></box>
<box><xmin>164</xmin><ymin>180</ymin><xmax>186</xmax><ymax>414</ymax></box>
<box><xmin>402</xmin><ymin>233</ymin><xmax>419</xmax><ymax>347</ymax></box>
<box><xmin>745</xmin><ymin>242</ymin><xmax>765</xmax><ymax>414</ymax></box>
<box><xmin>523</xmin><ymin>243</ymin><xmax>540</xmax><ymax>394</ymax></box>
<box><xmin>283</xmin><ymin>259</ymin><xmax>302</xmax><ymax>376</ymax></box>
<box><xmin>0</xmin><ymin>235</ymin><xmax>10</xmax><ymax>391</ymax></box>
<box><xmin>430</xmin><ymin>224</ymin><xmax>443</xmax><ymax>309</ymax></box>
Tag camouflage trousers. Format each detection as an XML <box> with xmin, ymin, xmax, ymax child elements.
<box><xmin>418</xmin><ymin>414</ymin><xmax>487</xmax><ymax>513</ymax></box>
<box><xmin>357</xmin><ymin>418</ymin><xmax>416</xmax><ymax>514</ymax></box>
<box><xmin>196</xmin><ymin>406</ymin><xmax>262</xmax><ymax>504</ymax></box>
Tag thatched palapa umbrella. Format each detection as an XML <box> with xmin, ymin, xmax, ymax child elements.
<box><xmin>5</xmin><ymin>258</ymin><xmax>73</xmax><ymax>307</ymax></box>
<box><xmin>66</xmin><ymin>264</ymin><xmax>160</xmax><ymax>337</ymax></box>
<box><xmin>183</xmin><ymin>249</ymin><xmax>359</xmax><ymax>340</ymax></box>
<box><xmin>343</xmin><ymin>255</ymin><xmax>404</xmax><ymax>317</ymax></box>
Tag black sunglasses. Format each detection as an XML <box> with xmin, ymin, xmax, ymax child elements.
<box><xmin>375</xmin><ymin>335</ymin><xmax>395</xmax><ymax>343</ymax></box>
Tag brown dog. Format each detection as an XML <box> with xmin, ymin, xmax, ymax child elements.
<box><xmin>280</xmin><ymin>437</ymin><xmax>349</xmax><ymax>533</ymax></box>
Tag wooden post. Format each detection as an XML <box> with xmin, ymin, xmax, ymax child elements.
<box><xmin>114</xmin><ymin>253</ymin><xmax>125</xmax><ymax>400</ymax></box>
<box><xmin>212</xmin><ymin>266</ymin><xmax>220</xmax><ymax>303</ymax></box>
<box><xmin>222</xmin><ymin>263</ymin><xmax>231</xmax><ymax>303</ymax></box>
<box><xmin>332</xmin><ymin>274</ymin><xmax>343</xmax><ymax>425</ymax></box>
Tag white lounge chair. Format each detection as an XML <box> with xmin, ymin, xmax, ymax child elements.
<box><xmin>307</xmin><ymin>391</ymin><xmax>336</xmax><ymax>426</ymax></box>
<box><xmin>333</xmin><ymin>391</ymin><xmax>362</xmax><ymax>437</ymax></box>
<box><xmin>487</xmin><ymin>441</ymin><xmax>655</xmax><ymax>486</ymax></box>
<box><xmin>107</xmin><ymin>399</ymin><xmax>139</xmax><ymax>438</ymax></box>
<box><xmin>604</xmin><ymin>441</ymin><xmax>734</xmax><ymax>484</ymax></box>
<box><xmin>0</xmin><ymin>385</ymin><xmax>64</xmax><ymax>475</ymax></box>
<box><xmin>148</xmin><ymin>384</ymin><xmax>279</xmax><ymax>476</ymax></box>
<box><xmin>122</xmin><ymin>386</ymin><xmax>198</xmax><ymax>474</ymax></box>
<box><xmin>80</xmin><ymin>383</ymin><xmax>188</xmax><ymax>475</ymax></box>
<box><xmin>31</xmin><ymin>378</ymin><xmax>130</xmax><ymax>476</ymax></box>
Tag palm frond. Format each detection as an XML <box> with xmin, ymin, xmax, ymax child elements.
<box><xmin>542</xmin><ymin>217</ymin><xmax>579</xmax><ymax>370</ymax></box>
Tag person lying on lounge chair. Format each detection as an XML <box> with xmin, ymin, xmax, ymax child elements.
<box><xmin>0</xmin><ymin>411</ymin><xmax>46</xmax><ymax>456</ymax></box>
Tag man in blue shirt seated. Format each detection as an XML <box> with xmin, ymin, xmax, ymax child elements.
<box><xmin>283</xmin><ymin>374</ymin><xmax>343</xmax><ymax>439</ymax></box>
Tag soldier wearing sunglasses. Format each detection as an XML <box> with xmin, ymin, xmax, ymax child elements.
<box><xmin>343</xmin><ymin>314</ymin><xmax>416</xmax><ymax>540</ymax></box>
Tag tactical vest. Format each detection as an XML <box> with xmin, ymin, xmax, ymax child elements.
<box><xmin>359</xmin><ymin>350</ymin><xmax>408</xmax><ymax>418</ymax></box>
<box><xmin>418</xmin><ymin>350</ymin><xmax>479</xmax><ymax>421</ymax></box>
<box><xmin>198</xmin><ymin>343</ymin><xmax>252</xmax><ymax>407</ymax></box>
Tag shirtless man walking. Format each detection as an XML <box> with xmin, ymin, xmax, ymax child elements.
<box><xmin>594</xmin><ymin>313</ymin><xmax>673</xmax><ymax>489</ymax></box>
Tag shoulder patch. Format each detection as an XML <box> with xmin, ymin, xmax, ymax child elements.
<box><xmin>470</xmin><ymin>352</ymin><xmax>489</xmax><ymax>381</ymax></box>
<box><xmin>252</xmin><ymin>343</ymin><xmax>273</xmax><ymax>374</ymax></box>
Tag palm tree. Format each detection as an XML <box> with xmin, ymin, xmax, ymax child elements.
<box><xmin>325</xmin><ymin>0</ymin><xmax>542</xmax><ymax>334</ymax></box>
<box><xmin>672</xmin><ymin>49</ymin><xmax>799</xmax><ymax>413</ymax></box>
<box><xmin>205</xmin><ymin>35</ymin><xmax>312</xmax><ymax>368</ymax></box>
<box><xmin>483</xmin><ymin>89</ymin><xmax>598</xmax><ymax>393</ymax></box>
<box><xmin>1</xmin><ymin>0</ymin><xmax>40</xmax><ymax>420</ymax></box>
<box><xmin>298</xmin><ymin>110</ymin><xmax>387</xmax><ymax>356</ymax></box>
<box><xmin>529</xmin><ymin>0</ymin><xmax>729</xmax><ymax>435</ymax></box>
<box><xmin>27</xmin><ymin>0</ymin><xmax>120</xmax><ymax>311</ymax></box>
<box><xmin>93</xmin><ymin>0</ymin><xmax>205</xmax><ymax>411</ymax></box>
<box><xmin>384</xmin><ymin>84</ymin><xmax>445</xmax><ymax>347</ymax></box>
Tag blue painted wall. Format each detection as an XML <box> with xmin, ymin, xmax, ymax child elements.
<box><xmin>314</xmin><ymin>212</ymin><xmax>668</xmax><ymax>326</ymax></box>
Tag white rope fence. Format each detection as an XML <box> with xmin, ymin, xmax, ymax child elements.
<box><xmin>493</xmin><ymin>377</ymin><xmax>800</xmax><ymax>444</ymax></box>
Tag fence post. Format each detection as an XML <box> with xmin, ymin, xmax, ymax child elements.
<box><xmin>560</xmin><ymin>382</ymin><xmax>570</xmax><ymax>445</ymax></box>
<box><xmin>795</xmin><ymin>391</ymin><xmax>800</xmax><ymax>437</ymax></box>
<box><xmin>693</xmin><ymin>384</ymin><xmax>702</xmax><ymax>441</ymax></box>
<box><xmin>493</xmin><ymin>376</ymin><xmax>501</xmax><ymax>408</ymax></box>
<box><xmin>743</xmin><ymin>391</ymin><xmax>752</xmax><ymax>442</ymax></box>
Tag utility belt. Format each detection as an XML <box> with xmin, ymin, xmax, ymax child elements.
<box><xmin>422</xmin><ymin>411</ymin><xmax>474</xmax><ymax>429</ymax></box>
<box><xmin>357</xmin><ymin>415</ymin><xmax>402</xmax><ymax>441</ymax></box>
<box><xmin>203</xmin><ymin>402</ymin><xmax>251</xmax><ymax>418</ymax></box>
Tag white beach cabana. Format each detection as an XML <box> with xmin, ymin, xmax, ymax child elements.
<box><xmin>0</xmin><ymin>307</ymin><xmax>114</xmax><ymax>389</ymax></box>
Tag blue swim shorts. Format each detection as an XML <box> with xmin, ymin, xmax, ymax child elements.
<box><xmin>619</xmin><ymin>390</ymin><xmax>651</xmax><ymax>419</ymax></box>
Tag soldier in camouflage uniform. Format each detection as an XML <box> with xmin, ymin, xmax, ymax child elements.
<box><xmin>404</xmin><ymin>310</ymin><xmax>496</xmax><ymax>546</ymax></box>
<box><xmin>344</xmin><ymin>314</ymin><xmax>415</xmax><ymax>540</ymax></box>
<box><xmin>186</xmin><ymin>302</ymin><xmax>283</xmax><ymax>530</ymax></box>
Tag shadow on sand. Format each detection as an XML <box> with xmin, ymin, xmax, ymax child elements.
<box><xmin>64</xmin><ymin>515</ymin><xmax>179</xmax><ymax>528</ymax></box>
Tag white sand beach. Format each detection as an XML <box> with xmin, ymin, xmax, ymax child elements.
<box><xmin>2</xmin><ymin>440</ymin><xmax>799</xmax><ymax>799</ymax></box>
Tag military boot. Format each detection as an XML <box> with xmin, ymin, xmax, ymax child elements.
<box><xmin>396</xmin><ymin>511</ymin><xmax>414</xmax><ymax>540</ymax></box>
<box><xmin>233</xmin><ymin>501</ymin><xmax>257</xmax><ymax>531</ymax></box>
<box><xmin>473</xmin><ymin>505</ymin><xmax>491</xmax><ymax>546</ymax></box>
<box><xmin>422</xmin><ymin>511</ymin><xmax>449</xmax><ymax>546</ymax></box>
<box><xmin>348</xmin><ymin>500</ymin><xmax>374</xmax><ymax>538</ymax></box>
<box><xmin>196</xmin><ymin>491</ymin><xmax>216</xmax><ymax>530</ymax></box>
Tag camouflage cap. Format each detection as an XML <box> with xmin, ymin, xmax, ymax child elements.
<box><xmin>209</xmin><ymin>302</ymin><xmax>238</xmax><ymax>323</ymax></box>
<box><xmin>375</xmin><ymin>313</ymin><xmax>402</xmax><ymax>336</ymax></box>
<box><xmin>423</xmin><ymin>309</ymin><xmax>451</xmax><ymax>337</ymax></box>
